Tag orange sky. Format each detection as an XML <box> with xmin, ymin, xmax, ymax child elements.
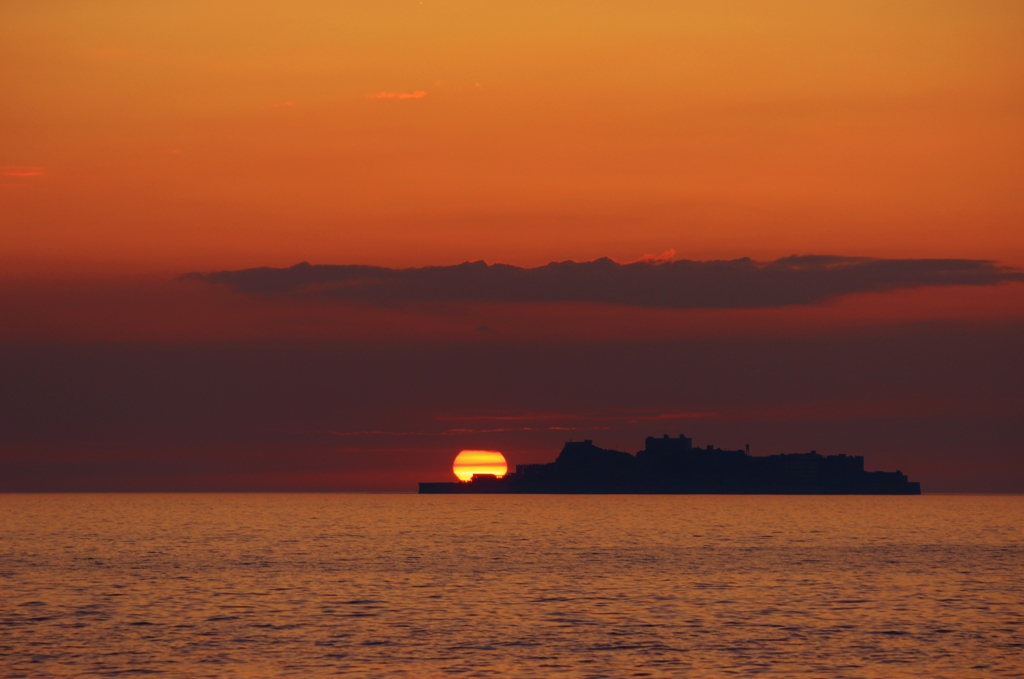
<box><xmin>3</xmin><ymin>0</ymin><xmax>1024</xmax><ymax>275</ymax></box>
<box><xmin>2</xmin><ymin>2</ymin><xmax>1023</xmax><ymax>492</ymax></box>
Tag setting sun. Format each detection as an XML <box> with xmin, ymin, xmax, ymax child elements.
<box><xmin>452</xmin><ymin>450</ymin><xmax>508</xmax><ymax>482</ymax></box>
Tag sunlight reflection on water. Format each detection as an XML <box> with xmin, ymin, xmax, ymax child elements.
<box><xmin>1</xmin><ymin>494</ymin><xmax>1021</xmax><ymax>677</ymax></box>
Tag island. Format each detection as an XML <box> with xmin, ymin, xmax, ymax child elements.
<box><xmin>419</xmin><ymin>435</ymin><xmax>921</xmax><ymax>494</ymax></box>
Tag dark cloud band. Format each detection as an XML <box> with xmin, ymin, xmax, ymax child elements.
<box><xmin>184</xmin><ymin>255</ymin><xmax>1024</xmax><ymax>309</ymax></box>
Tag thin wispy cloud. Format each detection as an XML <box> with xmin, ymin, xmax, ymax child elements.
<box><xmin>311</xmin><ymin>408</ymin><xmax>722</xmax><ymax>439</ymax></box>
<box><xmin>367</xmin><ymin>91</ymin><xmax>428</xmax><ymax>99</ymax></box>
<box><xmin>629</xmin><ymin>248</ymin><xmax>676</xmax><ymax>264</ymax></box>
<box><xmin>440</xmin><ymin>411</ymin><xmax>716</xmax><ymax>423</ymax></box>
<box><xmin>1</xmin><ymin>166</ymin><xmax>45</xmax><ymax>177</ymax></box>
<box><xmin>322</xmin><ymin>425</ymin><xmax>612</xmax><ymax>437</ymax></box>
<box><xmin>185</xmin><ymin>255</ymin><xmax>1024</xmax><ymax>310</ymax></box>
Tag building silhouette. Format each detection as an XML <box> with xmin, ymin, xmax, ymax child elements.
<box><xmin>419</xmin><ymin>435</ymin><xmax>921</xmax><ymax>494</ymax></box>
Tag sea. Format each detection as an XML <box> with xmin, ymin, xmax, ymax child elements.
<box><xmin>1</xmin><ymin>494</ymin><xmax>1021</xmax><ymax>678</ymax></box>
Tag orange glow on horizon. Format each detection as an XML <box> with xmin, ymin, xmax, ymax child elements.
<box><xmin>452</xmin><ymin>450</ymin><xmax>508</xmax><ymax>481</ymax></box>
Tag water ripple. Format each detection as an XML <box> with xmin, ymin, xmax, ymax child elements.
<box><xmin>0</xmin><ymin>494</ymin><xmax>1022</xmax><ymax>677</ymax></box>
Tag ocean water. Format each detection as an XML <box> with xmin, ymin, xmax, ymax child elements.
<box><xmin>1</xmin><ymin>494</ymin><xmax>1021</xmax><ymax>678</ymax></box>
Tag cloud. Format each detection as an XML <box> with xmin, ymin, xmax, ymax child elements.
<box><xmin>629</xmin><ymin>248</ymin><xmax>676</xmax><ymax>264</ymax></box>
<box><xmin>184</xmin><ymin>256</ymin><xmax>1024</xmax><ymax>310</ymax></box>
<box><xmin>1</xmin><ymin>166</ymin><xmax>44</xmax><ymax>177</ymax></box>
<box><xmin>367</xmin><ymin>91</ymin><xmax>428</xmax><ymax>99</ymax></box>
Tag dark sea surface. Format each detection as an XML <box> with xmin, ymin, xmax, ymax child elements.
<box><xmin>1</xmin><ymin>494</ymin><xmax>1021</xmax><ymax>678</ymax></box>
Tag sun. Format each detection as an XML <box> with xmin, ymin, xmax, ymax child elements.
<box><xmin>452</xmin><ymin>450</ymin><xmax>508</xmax><ymax>481</ymax></box>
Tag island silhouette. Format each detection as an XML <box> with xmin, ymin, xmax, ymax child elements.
<box><xmin>419</xmin><ymin>435</ymin><xmax>921</xmax><ymax>494</ymax></box>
